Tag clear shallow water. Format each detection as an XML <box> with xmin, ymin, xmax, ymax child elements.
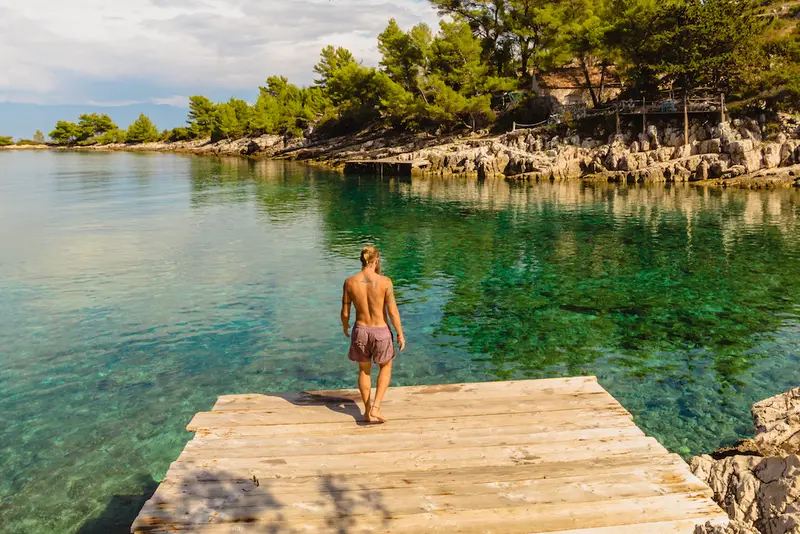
<box><xmin>1</xmin><ymin>151</ymin><xmax>799</xmax><ymax>533</ymax></box>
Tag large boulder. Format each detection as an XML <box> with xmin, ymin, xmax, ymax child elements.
<box><xmin>690</xmin><ymin>455</ymin><xmax>800</xmax><ymax>534</ymax></box>
<box><xmin>729</xmin><ymin>140</ymin><xmax>764</xmax><ymax>173</ymax></box>
<box><xmin>605</xmin><ymin>144</ymin><xmax>628</xmax><ymax>171</ymax></box>
<box><xmin>646</xmin><ymin>124</ymin><xmax>660</xmax><ymax>147</ymax></box>
<box><xmin>700</xmin><ymin>138</ymin><xmax>723</xmax><ymax>154</ymax></box>
<box><xmin>697</xmin><ymin>160</ymin><xmax>711</xmax><ymax>180</ymax></box>
<box><xmin>781</xmin><ymin>143</ymin><xmax>796</xmax><ymax>166</ymax></box>
<box><xmin>691</xmin><ymin>388</ymin><xmax>800</xmax><ymax>534</ymax></box>
<box><xmin>763</xmin><ymin>144</ymin><xmax>783</xmax><ymax>170</ymax></box>
<box><xmin>752</xmin><ymin>388</ymin><xmax>800</xmax><ymax>456</ymax></box>
<box><xmin>695</xmin><ymin>520</ymin><xmax>761</xmax><ymax>534</ymax></box>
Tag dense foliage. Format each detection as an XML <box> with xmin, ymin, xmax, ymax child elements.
<box><xmin>46</xmin><ymin>0</ymin><xmax>799</xmax><ymax>145</ymax></box>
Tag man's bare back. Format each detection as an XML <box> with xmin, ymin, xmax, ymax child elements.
<box><xmin>341</xmin><ymin>246</ymin><xmax>404</xmax><ymax>423</ymax></box>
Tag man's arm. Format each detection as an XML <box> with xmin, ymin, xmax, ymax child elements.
<box><xmin>385</xmin><ymin>278</ymin><xmax>405</xmax><ymax>351</ymax></box>
<box><xmin>341</xmin><ymin>280</ymin><xmax>351</xmax><ymax>338</ymax></box>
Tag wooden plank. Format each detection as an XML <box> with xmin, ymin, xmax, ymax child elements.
<box><xmin>142</xmin><ymin>463</ymin><xmax>711</xmax><ymax>515</ymax></box>
<box><xmin>212</xmin><ymin>377</ymin><xmax>604</xmax><ymax>411</ymax></box>
<box><xmin>132</xmin><ymin>378</ymin><xmax>726</xmax><ymax>534</ymax></box>
<box><xmin>192</xmin><ymin>409</ymin><xmax>635</xmax><ymax>438</ymax></box>
<box><xmin>156</xmin><ymin>454</ymin><xmax>692</xmax><ymax>502</ymax></box>
<box><xmin>188</xmin><ymin>393</ymin><xmax>627</xmax><ymax>430</ymax></box>
<box><xmin>137</xmin><ymin>477</ymin><xmax>711</xmax><ymax>526</ymax></box>
<box><xmin>181</xmin><ymin>427</ymin><xmax>646</xmax><ymax>459</ymax></box>
<box><xmin>133</xmin><ymin>492</ymin><xmax>725</xmax><ymax>533</ymax></box>
<box><xmin>150</xmin><ymin>453</ymin><xmax>691</xmax><ymax>499</ymax></box>
<box><xmin>167</xmin><ymin>438</ymin><xmax>669</xmax><ymax>480</ymax></box>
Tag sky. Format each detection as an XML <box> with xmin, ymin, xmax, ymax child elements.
<box><xmin>0</xmin><ymin>0</ymin><xmax>440</xmax><ymax>107</ymax></box>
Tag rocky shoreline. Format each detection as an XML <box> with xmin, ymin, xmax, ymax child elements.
<box><xmin>5</xmin><ymin>119</ymin><xmax>800</xmax><ymax>189</ymax></box>
<box><xmin>691</xmin><ymin>388</ymin><xmax>800</xmax><ymax>534</ymax></box>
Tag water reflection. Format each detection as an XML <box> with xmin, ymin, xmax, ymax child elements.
<box><xmin>313</xmin><ymin>175</ymin><xmax>800</xmax><ymax>451</ymax></box>
<box><xmin>1</xmin><ymin>152</ymin><xmax>798</xmax><ymax>534</ymax></box>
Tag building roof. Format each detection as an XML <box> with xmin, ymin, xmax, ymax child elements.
<box><xmin>538</xmin><ymin>65</ymin><xmax>622</xmax><ymax>90</ymax></box>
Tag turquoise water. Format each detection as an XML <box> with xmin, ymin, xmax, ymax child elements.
<box><xmin>1</xmin><ymin>151</ymin><xmax>799</xmax><ymax>533</ymax></box>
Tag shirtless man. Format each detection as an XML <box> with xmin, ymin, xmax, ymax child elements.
<box><xmin>341</xmin><ymin>245</ymin><xmax>405</xmax><ymax>423</ymax></box>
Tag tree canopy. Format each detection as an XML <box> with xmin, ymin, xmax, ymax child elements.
<box><xmin>126</xmin><ymin>114</ymin><xmax>159</xmax><ymax>143</ymax></box>
<box><xmin>48</xmin><ymin>0</ymin><xmax>800</xmax><ymax>145</ymax></box>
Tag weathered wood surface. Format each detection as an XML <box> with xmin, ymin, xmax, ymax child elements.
<box><xmin>132</xmin><ymin>377</ymin><xmax>728</xmax><ymax>533</ymax></box>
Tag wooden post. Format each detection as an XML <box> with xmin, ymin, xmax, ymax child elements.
<box><xmin>683</xmin><ymin>93</ymin><xmax>689</xmax><ymax>146</ymax></box>
<box><xmin>512</xmin><ymin>121</ymin><xmax>516</xmax><ymax>132</ymax></box>
<box><xmin>615</xmin><ymin>105</ymin><xmax>620</xmax><ymax>135</ymax></box>
<box><xmin>642</xmin><ymin>97</ymin><xmax>647</xmax><ymax>134</ymax></box>
<box><xmin>720</xmin><ymin>93</ymin><xmax>726</xmax><ymax>124</ymax></box>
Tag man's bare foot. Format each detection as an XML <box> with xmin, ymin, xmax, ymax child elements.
<box><xmin>369</xmin><ymin>405</ymin><xmax>387</xmax><ymax>423</ymax></box>
<box><xmin>364</xmin><ymin>400</ymin><xmax>372</xmax><ymax>423</ymax></box>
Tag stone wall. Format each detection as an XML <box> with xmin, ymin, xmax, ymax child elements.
<box><xmin>398</xmin><ymin>119</ymin><xmax>800</xmax><ymax>186</ymax></box>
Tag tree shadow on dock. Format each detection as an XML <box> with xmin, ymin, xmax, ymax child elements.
<box><xmin>77</xmin><ymin>473</ymin><xmax>158</xmax><ymax>534</ymax></box>
<box><xmin>135</xmin><ymin>468</ymin><xmax>391</xmax><ymax>533</ymax></box>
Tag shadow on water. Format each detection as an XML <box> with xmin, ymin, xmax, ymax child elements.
<box><xmin>76</xmin><ymin>474</ymin><xmax>158</xmax><ymax>534</ymax></box>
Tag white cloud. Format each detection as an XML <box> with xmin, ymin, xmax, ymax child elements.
<box><xmin>0</xmin><ymin>0</ymin><xmax>440</xmax><ymax>105</ymax></box>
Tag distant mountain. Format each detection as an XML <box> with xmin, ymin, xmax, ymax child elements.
<box><xmin>0</xmin><ymin>102</ymin><xmax>189</xmax><ymax>140</ymax></box>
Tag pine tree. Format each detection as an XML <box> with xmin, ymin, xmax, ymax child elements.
<box><xmin>187</xmin><ymin>96</ymin><xmax>217</xmax><ymax>138</ymax></box>
<box><xmin>313</xmin><ymin>46</ymin><xmax>357</xmax><ymax>87</ymax></box>
<box><xmin>49</xmin><ymin>121</ymin><xmax>81</xmax><ymax>146</ymax></box>
<box><xmin>126</xmin><ymin>114</ymin><xmax>159</xmax><ymax>143</ymax></box>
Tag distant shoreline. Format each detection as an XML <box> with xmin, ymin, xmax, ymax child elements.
<box><xmin>4</xmin><ymin>130</ymin><xmax>800</xmax><ymax>190</ymax></box>
<box><xmin>0</xmin><ymin>144</ymin><xmax>51</xmax><ymax>150</ymax></box>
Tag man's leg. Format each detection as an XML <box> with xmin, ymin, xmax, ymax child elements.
<box><xmin>370</xmin><ymin>360</ymin><xmax>392</xmax><ymax>423</ymax></box>
<box><xmin>357</xmin><ymin>361</ymin><xmax>372</xmax><ymax>422</ymax></box>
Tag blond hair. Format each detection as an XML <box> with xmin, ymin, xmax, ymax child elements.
<box><xmin>360</xmin><ymin>245</ymin><xmax>381</xmax><ymax>274</ymax></box>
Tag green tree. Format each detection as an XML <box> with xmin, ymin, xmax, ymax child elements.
<box><xmin>313</xmin><ymin>46</ymin><xmax>357</xmax><ymax>87</ymax></box>
<box><xmin>187</xmin><ymin>96</ymin><xmax>217</xmax><ymax>138</ymax></box>
<box><xmin>609</xmin><ymin>0</ymin><xmax>764</xmax><ymax>96</ymax></box>
<box><xmin>748</xmin><ymin>24</ymin><xmax>800</xmax><ymax>109</ymax></box>
<box><xmin>428</xmin><ymin>0</ymin><xmax>514</xmax><ymax>76</ymax></box>
<box><xmin>32</xmin><ymin>130</ymin><xmax>45</xmax><ymax>143</ymax></box>
<box><xmin>251</xmin><ymin>76</ymin><xmax>320</xmax><ymax>137</ymax></box>
<box><xmin>212</xmin><ymin>102</ymin><xmax>243</xmax><ymax>140</ymax></box>
<box><xmin>228</xmin><ymin>98</ymin><xmax>253</xmax><ymax>134</ymax></box>
<box><xmin>77</xmin><ymin>113</ymin><xmax>117</xmax><ymax>143</ymax></box>
<box><xmin>167</xmin><ymin>127</ymin><xmax>192</xmax><ymax>142</ymax></box>
<box><xmin>252</xmin><ymin>91</ymin><xmax>281</xmax><ymax>134</ymax></box>
<box><xmin>378</xmin><ymin>19</ymin><xmax>432</xmax><ymax>93</ymax></box>
<box><xmin>126</xmin><ymin>114</ymin><xmax>159</xmax><ymax>143</ymax></box>
<box><xmin>49</xmin><ymin>121</ymin><xmax>81</xmax><ymax>146</ymax></box>
<box><xmin>0</xmin><ymin>136</ymin><xmax>12</xmax><ymax>146</ymax></box>
<box><xmin>561</xmin><ymin>0</ymin><xmax>614</xmax><ymax>105</ymax></box>
<box><xmin>94</xmin><ymin>129</ymin><xmax>126</xmax><ymax>145</ymax></box>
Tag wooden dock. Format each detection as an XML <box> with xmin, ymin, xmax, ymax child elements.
<box><xmin>344</xmin><ymin>159</ymin><xmax>430</xmax><ymax>176</ymax></box>
<box><xmin>132</xmin><ymin>377</ymin><xmax>728</xmax><ymax>533</ymax></box>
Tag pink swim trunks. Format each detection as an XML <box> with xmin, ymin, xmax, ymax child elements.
<box><xmin>348</xmin><ymin>324</ymin><xmax>395</xmax><ymax>365</ymax></box>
